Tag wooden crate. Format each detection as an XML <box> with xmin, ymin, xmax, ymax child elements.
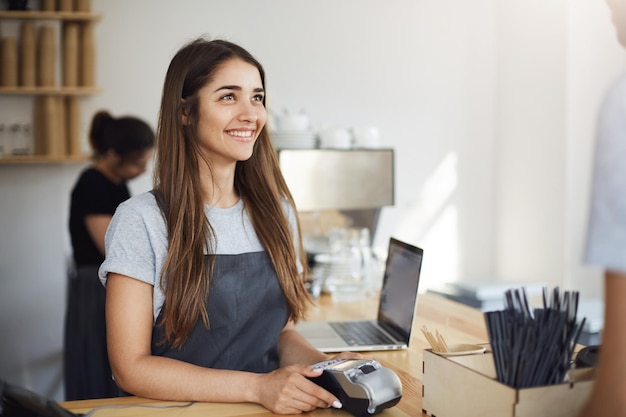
<box><xmin>422</xmin><ymin>347</ymin><xmax>595</xmax><ymax>417</ymax></box>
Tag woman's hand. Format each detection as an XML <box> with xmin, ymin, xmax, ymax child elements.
<box><xmin>255</xmin><ymin>364</ymin><xmax>341</xmax><ymax>414</ymax></box>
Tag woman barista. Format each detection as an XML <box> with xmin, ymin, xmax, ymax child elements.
<box><xmin>99</xmin><ymin>38</ymin><xmax>360</xmax><ymax>414</ymax></box>
<box><xmin>65</xmin><ymin>110</ymin><xmax>154</xmax><ymax>400</ymax></box>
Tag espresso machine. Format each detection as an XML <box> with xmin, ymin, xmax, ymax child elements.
<box><xmin>277</xmin><ymin>148</ymin><xmax>394</xmax><ymax>254</ymax></box>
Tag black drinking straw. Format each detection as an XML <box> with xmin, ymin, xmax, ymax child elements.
<box><xmin>484</xmin><ymin>286</ymin><xmax>586</xmax><ymax>389</ymax></box>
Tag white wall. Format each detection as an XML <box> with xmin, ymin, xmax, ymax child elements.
<box><xmin>0</xmin><ymin>0</ymin><xmax>622</xmax><ymax>400</ymax></box>
<box><xmin>493</xmin><ymin>0</ymin><xmax>625</xmax><ymax>297</ymax></box>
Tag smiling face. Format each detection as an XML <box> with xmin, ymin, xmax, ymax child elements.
<box><xmin>194</xmin><ymin>58</ymin><xmax>267</xmax><ymax>168</ymax></box>
<box><xmin>607</xmin><ymin>0</ymin><xmax>626</xmax><ymax>48</ymax></box>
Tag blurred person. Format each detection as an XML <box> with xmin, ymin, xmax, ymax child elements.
<box><xmin>98</xmin><ymin>37</ymin><xmax>360</xmax><ymax>414</ymax></box>
<box><xmin>65</xmin><ymin>110</ymin><xmax>155</xmax><ymax>400</ymax></box>
<box><xmin>580</xmin><ymin>0</ymin><xmax>626</xmax><ymax>415</ymax></box>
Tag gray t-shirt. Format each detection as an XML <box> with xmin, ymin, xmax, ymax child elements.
<box><xmin>585</xmin><ymin>74</ymin><xmax>626</xmax><ymax>273</ymax></box>
<box><xmin>98</xmin><ymin>191</ymin><xmax>301</xmax><ymax>322</ymax></box>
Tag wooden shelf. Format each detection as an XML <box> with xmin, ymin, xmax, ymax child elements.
<box><xmin>0</xmin><ymin>10</ymin><xmax>102</xmax><ymax>166</ymax></box>
<box><xmin>0</xmin><ymin>9</ymin><xmax>101</xmax><ymax>164</ymax></box>
<box><xmin>0</xmin><ymin>86</ymin><xmax>101</xmax><ymax>96</ymax></box>
<box><xmin>0</xmin><ymin>154</ymin><xmax>90</xmax><ymax>164</ymax></box>
<box><xmin>0</xmin><ymin>11</ymin><xmax>101</xmax><ymax>21</ymax></box>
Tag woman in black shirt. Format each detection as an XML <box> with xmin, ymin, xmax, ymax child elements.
<box><xmin>65</xmin><ymin>110</ymin><xmax>154</xmax><ymax>400</ymax></box>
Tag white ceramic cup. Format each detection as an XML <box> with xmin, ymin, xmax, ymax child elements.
<box><xmin>319</xmin><ymin>128</ymin><xmax>353</xmax><ymax>149</ymax></box>
<box><xmin>352</xmin><ymin>126</ymin><xmax>380</xmax><ymax>148</ymax></box>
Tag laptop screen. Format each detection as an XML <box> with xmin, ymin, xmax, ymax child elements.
<box><xmin>377</xmin><ymin>238</ymin><xmax>423</xmax><ymax>340</ymax></box>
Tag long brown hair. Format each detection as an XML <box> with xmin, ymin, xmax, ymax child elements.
<box><xmin>153</xmin><ymin>37</ymin><xmax>310</xmax><ymax>348</ymax></box>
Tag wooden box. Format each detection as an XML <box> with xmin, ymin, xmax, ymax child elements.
<box><xmin>422</xmin><ymin>347</ymin><xmax>595</xmax><ymax>417</ymax></box>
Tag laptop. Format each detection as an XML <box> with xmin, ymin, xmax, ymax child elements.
<box><xmin>297</xmin><ymin>237</ymin><xmax>423</xmax><ymax>352</ymax></box>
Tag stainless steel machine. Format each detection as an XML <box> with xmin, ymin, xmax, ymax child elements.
<box><xmin>277</xmin><ymin>148</ymin><xmax>394</xmax><ymax>242</ymax></box>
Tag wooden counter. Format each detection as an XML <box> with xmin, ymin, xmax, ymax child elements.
<box><xmin>60</xmin><ymin>293</ymin><xmax>489</xmax><ymax>417</ymax></box>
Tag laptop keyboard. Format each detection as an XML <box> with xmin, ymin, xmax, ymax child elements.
<box><xmin>329</xmin><ymin>321</ymin><xmax>394</xmax><ymax>346</ymax></box>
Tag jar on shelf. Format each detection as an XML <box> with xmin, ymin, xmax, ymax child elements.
<box><xmin>37</xmin><ymin>26</ymin><xmax>56</xmax><ymax>87</ymax></box>
<box><xmin>19</xmin><ymin>22</ymin><xmax>36</xmax><ymax>87</ymax></box>
<box><xmin>1</xmin><ymin>37</ymin><xmax>18</xmax><ymax>87</ymax></box>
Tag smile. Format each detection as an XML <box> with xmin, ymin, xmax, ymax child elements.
<box><xmin>226</xmin><ymin>130</ymin><xmax>255</xmax><ymax>141</ymax></box>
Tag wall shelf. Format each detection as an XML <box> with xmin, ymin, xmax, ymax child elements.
<box><xmin>0</xmin><ymin>8</ymin><xmax>100</xmax><ymax>163</ymax></box>
<box><xmin>0</xmin><ymin>154</ymin><xmax>89</xmax><ymax>164</ymax></box>
<box><xmin>0</xmin><ymin>86</ymin><xmax>100</xmax><ymax>95</ymax></box>
<box><xmin>0</xmin><ymin>11</ymin><xmax>101</xmax><ymax>21</ymax></box>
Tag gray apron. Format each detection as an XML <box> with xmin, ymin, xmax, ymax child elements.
<box><xmin>151</xmin><ymin>251</ymin><xmax>290</xmax><ymax>373</ymax></box>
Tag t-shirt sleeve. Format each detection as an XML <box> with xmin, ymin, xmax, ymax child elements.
<box><xmin>98</xmin><ymin>201</ymin><xmax>159</xmax><ymax>287</ymax></box>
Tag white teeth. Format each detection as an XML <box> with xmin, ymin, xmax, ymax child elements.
<box><xmin>228</xmin><ymin>130</ymin><xmax>253</xmax><ymax>138</ymax></box>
